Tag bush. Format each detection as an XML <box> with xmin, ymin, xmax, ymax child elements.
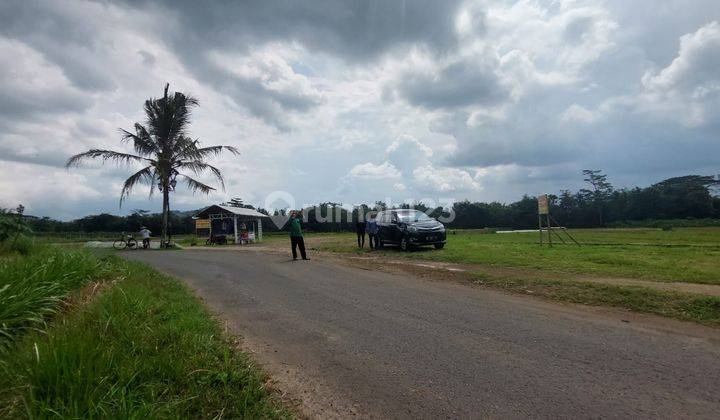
<box><xmin>0</xmin><ymin>236</ymin><xmax>35</xmax><ymax>255</ymax></box>
<box><xmin>0</xmin><ymin>205</ymin><xmax>33</xmax><ymax>243</ymax></box>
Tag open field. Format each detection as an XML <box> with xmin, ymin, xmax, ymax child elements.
<box><xmin>262</xmin><ymin>228</ymin><xmax>720</xmax><ymax>285</ymax></box>
<box><xmin>0</xmin><ymin>245</ymin><xmax>288</xmax><ymax>418</ymax></box>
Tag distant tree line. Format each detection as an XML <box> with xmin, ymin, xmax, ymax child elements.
<box><xmin>23</xmin><ymin>210</ymin><xmax>198</xmax><ymax>236</ymax></box>
<box><xmin>445</xmin><ymin>173</ymin><xmax>720</xmax><ymax>229</ymax></box>
<box><xmin>16</xmin><ymin>172</ymin><xmax>720</xmax><ymax>234</ymax></box>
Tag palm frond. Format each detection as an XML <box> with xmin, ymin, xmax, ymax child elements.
<box><xmin>120</xmin><ymin>165</ymin><xmax>155</xmax><ymax>206</ymax></box>
<box><xmin>120</xmin><ymin>123</ymin><xmax>158</xmax><ymax>156</ymax></box>
<box><xmin>144</xmin><ymin>84</ymin><xmax>199</xmax><ymax>151</ymax></box>
<box><xmin>197</xmin><ymin>145</ymin><xmax>240</xmax><ymax>157</ymax></box>
<box><xmin>66</xmin><ymin>149</ymin><xmax>150</xmax><ymax>168</ymax></box>
<box><xmin>172</xmin><ymin>136</ymin><xmax>200</xmax><ymax>160</ymax></box>
<box><xmin>180</xmin><ymin>174</ymin><xmax>216</xmax><ymax>195</ymax></box>
<box><xmin>176</xmin><ymin>144</ymin><xmax>240</xmax><ymax>161</ymax></box>
<box><xmin>175</xmin><ymin>161</ymin><xmax>226</xmax><ymax>190</ymax></box>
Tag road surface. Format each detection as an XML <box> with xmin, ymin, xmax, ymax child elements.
<box><xmin>124</xmin><ymin>249</ymin><xmax>720</xmax><ymax>418</ymax></box>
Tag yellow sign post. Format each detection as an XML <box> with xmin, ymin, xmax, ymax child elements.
<box><xmin>538</xmin><ymin>194</ymin><xmax>580</xmax><ymax>247</ymax></box>
<box><xmin>195</xmin><ymin>219</ymin><xmax>210</xmax><ymax>229</ymax></box>
<box><xmin>537</xmin><ymin>194</ymin><xmax>549</xmax><ymax>215</ymax></box>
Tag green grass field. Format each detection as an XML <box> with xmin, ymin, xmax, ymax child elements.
<box><xmin>270</xmin><ymin>228</ymin><xmax>720</xmax><ymax>284</ymax></box>
<box><xmin>0</xmin><ymin>245</ymin><xmax>289</xmax><ymax>418</ymax></box>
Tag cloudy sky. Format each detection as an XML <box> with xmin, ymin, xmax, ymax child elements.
<box><xmin>1</xmin><ymin>0</ymin><xmax>719</xmax><ymax>220</ymax></box>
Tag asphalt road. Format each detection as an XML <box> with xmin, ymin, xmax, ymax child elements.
<box><xmin>124</xmin><ymin>249</ymin><xmax>720</xmax><ymax>419</ymax></box>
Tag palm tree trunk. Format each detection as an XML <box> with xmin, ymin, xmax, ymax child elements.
<box><xmin>161</xmin><ymin>186</ymin><xmax>170</xmax><ymax>247</ymax></box>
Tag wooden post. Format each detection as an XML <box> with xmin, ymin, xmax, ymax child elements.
<box><xmin>539</xmin><ymin>214</ymin><xmax>543</xmax><ymax>246</ymax></box>
<box><xmin>233</xmin><ymin>215</ymin><xmax>239</xmax><ymax>245</ymax></box>
<box><xmin>546</xmin><ymin>214</ymin><xmax>552</xmax><ymax>247</ymax></box>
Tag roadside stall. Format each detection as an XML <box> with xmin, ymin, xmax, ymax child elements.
<box><xmin>193</xmin><ymin>205</ymin><xmax>269</xmax><ymax>244</ymax></box>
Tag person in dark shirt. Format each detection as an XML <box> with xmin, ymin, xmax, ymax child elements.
<box><xmin>365</xmin><ymin>213</ymin><xmax>379</xmax><ymax>250</ymax></box>
<box><xmin>355</xmin><ymin>217</ymin><xmax>366</xmax><ymax>248</ymax></box>
<box><xmin>289</xmin><ymin>211</ymin><xmax>308</xmax><ymax>260</ymax></box>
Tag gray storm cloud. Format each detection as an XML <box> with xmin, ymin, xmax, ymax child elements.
<box><xmin>0</xmin><ymin>0</ymin><xmax>719</xmax><ymax>219</ymax></box>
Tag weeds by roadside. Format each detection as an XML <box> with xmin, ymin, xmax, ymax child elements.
<box><xmin>0</xmin><ymin>248</ymin><xmax>290</xmax><ymax>418</ymax></box>
<box><xmin>0</xmin><ymin>245</ymin><xmax>112</xmax><ymax>351</ymax></box>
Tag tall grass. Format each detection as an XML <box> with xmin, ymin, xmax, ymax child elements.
<box><xmin>0</xmin><ymin>258</ymin><xmax>288</xmax><ymax>418</ymax></box>
<box><xmin>0</xmin><ymin>245</ymin><xmax>111</xmax><ymax>350</ymax></box>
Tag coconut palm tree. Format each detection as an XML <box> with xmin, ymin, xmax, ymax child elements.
<box><xmin>67</xmin><ymin>83</ymin><xmax>238</xmax><ymax>246</ymax></box>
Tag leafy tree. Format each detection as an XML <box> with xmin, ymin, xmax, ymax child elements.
<box><xmin>66</xmin><ymin>84</ymin><xmax>238</xmax><ymax>245</ymax></box>
<box><xmin>650</xmin><ymin>175</ymin><xmax>719</xmax><ymax>219</ymax></box>
<box><xmin>580</xmin><ymin>169</ymin><xmax>613</xmax><ymax>226</ymax></box>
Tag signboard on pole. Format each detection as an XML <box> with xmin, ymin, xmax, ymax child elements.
<box><xmin>537</xmin><ymin>194</ymin><xmax>549</xmax><ymax>215</ymax></box>
<box><xmin>195</xmin><ymin>219</ymin><xmax>210</xmax><ymax>229</ymax></box>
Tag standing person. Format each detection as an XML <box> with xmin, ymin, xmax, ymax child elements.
<box><xmin>139</xmin><ymin>226</ymin><xmax>151</xmax><ymax>249</ymax></box>
<box><xmin>289</xmin><ymin>211</ymin><xmax>309</xmax><ymax>260</ymax></box>
<box><xmin>366</xmin><ymin>213</ymin><xmax>379</xmax><ymax>250</ymax></box>
<box><xmin>355</xmin><ymin>215</ymin><xmax>366</xmax><ymax>248</ymax></box>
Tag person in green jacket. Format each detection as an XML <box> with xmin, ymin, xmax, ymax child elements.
<box><xmin>289</xmin><ymin>211</ymin><xmax>309</xmax><ymax>260</ymax></box>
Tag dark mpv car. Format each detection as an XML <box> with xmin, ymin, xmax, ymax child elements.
<box><xmin>375</xmin><ymin>209</ymin><xmax>446</xmax><ymax>251</ymax></box>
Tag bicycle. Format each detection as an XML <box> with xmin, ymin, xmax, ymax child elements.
<box><xmin>113</xmin><ymin>233</ymin><xmax>138</xmax><ymax>250</ymax></box>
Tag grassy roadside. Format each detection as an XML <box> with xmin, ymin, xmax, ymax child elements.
<box><xmin>276</xmin><ymin>228</ymin><xmax>720</xmax><ymax>284</ymax></box>
<box><xmin>0</xmin><ymin>245</ymin><xmax>112</xmax><ymax>350</ymax></box>
<box><xmin>473</xmin><ymin>273</ymin><xmax>720</xmax><ymax>326</ymax></box>
<box><xmin>0</xmin><ymin>249</ymin><xmax>289</xmax><ymax>418</ymax></box>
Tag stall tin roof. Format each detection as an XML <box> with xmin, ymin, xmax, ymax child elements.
<box><xmin>194</xmin><ymin>205</ymin><xmax>269</xmax><ymax>219</ymax></box>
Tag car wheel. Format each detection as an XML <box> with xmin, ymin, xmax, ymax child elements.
<box><xmin>400</xmin><ymin>237</ymin><xmax>410</xmax><ymax>252</ymax></box>
<box><xmin>434</xmin><ymin>243</ymin><xmax>445</xmax><ymax>250</ymax></box>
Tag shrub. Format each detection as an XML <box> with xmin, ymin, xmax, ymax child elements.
<box><xmin>0</xmin><ymin>235</ymin><xmax>35</xmax><ymax>255</ymax></box>
<box><xmin>0</xmin><ymin>205</ymin><xmax>33</xmax><ymax>243</ymax></box>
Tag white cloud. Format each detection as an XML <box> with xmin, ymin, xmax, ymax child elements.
<box><xmin>385</xmin><ymin>135</ymin><xmax>434</xmax><ymax>171</ymax></box>
<box><xmin>207</xmin><ymin>44</ymin><xmax>324</xmax><ymax>127</ymax></box>
<box><xmin>412</xmin><ymin>165</ymin><xmax>480</xmax><ymax>193</ymax></box>
<box><xmin>0</xmin><ymin>37</ymin><xmax>90</xmax><ymax>118</ymax></box>
<box><xmin>0</xmin><ymin>162</ymin><xmax>103</xmax><ymax>218</ymax></box>
<box><xmin>642</xmin><ymin>21</ymin><xmax>720</xmax><ymax>94</ymax></box>
<box><xmin>636</xmin><ymin>21</ymin><xmax>720</xmax><ymax>127</ymax></box>
<box><xmin>486</xmin><ymin>0</ymin><xmax>618</xmax><ymax>76</ymax></box>
<box><xmin>561</xmin><ymin>103</ymin><xmax>597</xmax><ymax>123</ymax></box>
<box><xmin>347</xmin><ymin>162</ymin><xmax>401</xmax><ymax>180</ymax></box>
